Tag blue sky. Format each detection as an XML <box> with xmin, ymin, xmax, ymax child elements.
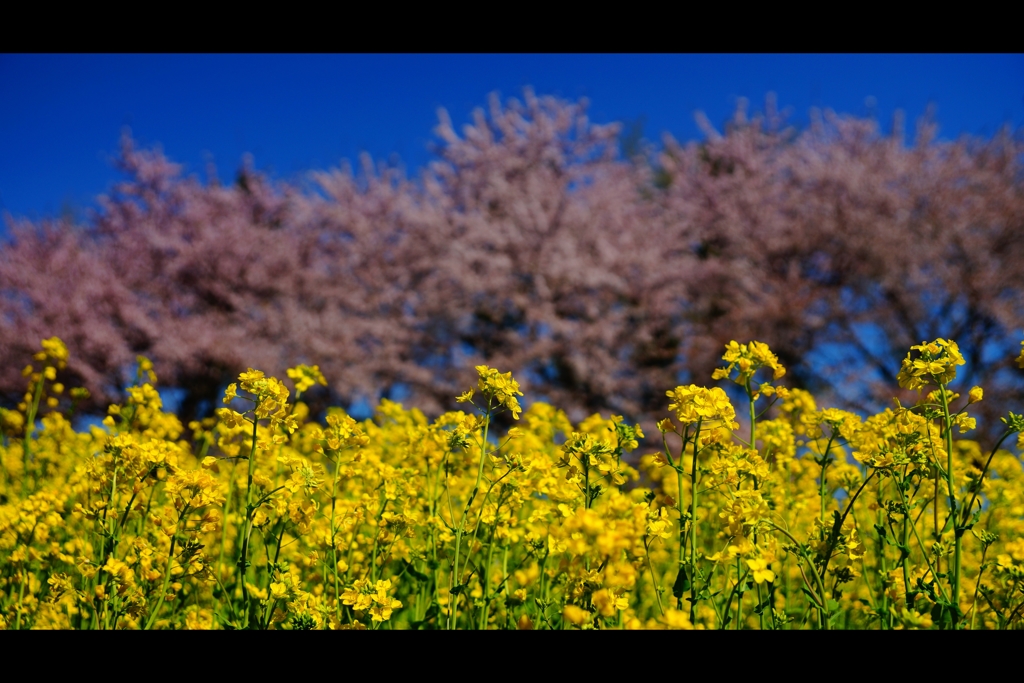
<box><xmin>2</xmin><ymin>54</ymin><xmax>1022</xmax><ymax>225</ymax></box>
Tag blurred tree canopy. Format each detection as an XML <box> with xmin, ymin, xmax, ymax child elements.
<box><xmin>2</xmin><ymin>91</ymin><xmax>1022</xmax><ymax>442</ymax></box>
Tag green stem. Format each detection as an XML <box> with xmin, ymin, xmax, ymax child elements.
<box><xmin>479</xmin><ymin>536</ymin><xmax>497</xmax><ymax>629</ymax></box>
<box><xmin>819</xmin><ymin>470</ymin><xmax>877</xmax><ymax>581</ymax></box>
<box><xmin>689</xmin><ymin>420</ymin><xmax>701</xmax><ymax>623</ymax></box>
<box><xmin>745</xmin><ymin>380</ymin><xmax>767</xmax><ymax>630</ymax></box>
<box><xmin>669</xmin><ymin>425</ymin><xmax>689</xmax><ymax>609</ymax></box>
<box><xmin>216</xmin><ymin>464</ymin><xmax>236</xmax><ymax>587</ymax></box>
<box><xmin>734</xmin><ymin>555</ymin><xmax>743</xmax><ymax>629</ymax></box>
<box><xmin>818</xmin><ymin>433</ymin><xmax>837</xmax><ymax>525</ymax></box>
<box><xmin>968</xmin><ymin>544</ymin><xmax>989</xmax><ymax>631</ymax></box>
<box><xmin>237</xmin><ymin>412</ymin><xmax>261</xmax><ymax>628</ymax></box>
<box><xmin>938</xmin><ymin>385</ymin><xmax>961</xmax><ymax>626</ymax></box>
<box><xmin>145</xmin><ymin>505</ymin><xmax>190</xmax><ymax>630</ymax></box>
<box><xmin>329</xmin><ymin>451</ymin><xmax>343</xmax><ymax>622</ymax></box>
<box><xmin>900</xmin><ymin>498</ymin><xmax>912</xmax><ymax>610</ymax></box>
<box><xmin>449</xmin><ymin>398</ymin><xmax>492</xmax><ymax>629</ymax></box>
<box><xmin>769</xmin><ymin>522</ymin><xmax>829</xmax><ymax>628</ymax></box>
<box><xmin>961</xmin><ymin>430</ymin><xmax>1013</xmax><ymax>530</ymax></box>
<box><xmin>745</xmin><ymin>378</ymin><xmax>756</xmax><ymax>451</ymax></box>
<box><xmin>891</xmin><ymin>477</ymin><xmax>949</xmax><ymax>604</ymax></box>
<box><xmin>644</xmin><ymin>537</ymin><xmax>665</xmax><ymax>616</ymax></box>
<box><xmin>874</xmin><ymin>483</ymin><xmax>890</xmax><ymax>629</ymax></box>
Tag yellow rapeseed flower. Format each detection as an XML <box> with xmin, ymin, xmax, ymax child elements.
<box><xmin>666</xmin><ymin>385</ymin><xmax>738</xmax><ymax>429</ymax></box>
<box><xmin>897</xmin><ymin>338</ymin><xmax>965</xmax><ymax>390</ymax></box>
<box><xmin>746</xmin><ymin>557</ymin><xmax>775</xmax><ymax>584</ymax></box>
<box><xmin>474</xmin><ymin>365</ymin><xmax>523</xmax><ymax>420</ymax></box>
<box><xmin>713</xmin><ymin>340</ymin><xmax>786</xmax><ymax>385</ymax></box>
<box><xmin>39</xmin><ymin>337</ymin><xmax>69</xmax><ymax>368</ymax></box>
<box><xmin>286</xmin><ymin>364</ymin><xmax>327</xmax><ymax>396</ymax></box>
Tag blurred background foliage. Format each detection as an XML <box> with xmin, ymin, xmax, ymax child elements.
<box><xmin>1</xmin><ymin>91</ymin><xmax>1022</xmax><ymax>444</ymax></box>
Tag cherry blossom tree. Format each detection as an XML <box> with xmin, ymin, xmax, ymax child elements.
<box><xmin>2</xmin><ymin>91</ymin><xmax>1021</xmax><ymax>442</ymax></box>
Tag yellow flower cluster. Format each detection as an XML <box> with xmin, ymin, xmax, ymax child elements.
<box><xmin>286</xmin><ymin>365</ymin><xmax>327</xmax><ymax>397</ymax></box>
<box><xmin>458</xmin><ymin>365</ymin><xmax>524</xmax><ymax>420</ymax></box>
<box><xmin>1</xmin><ymin>336</ymin><xmax>1023</xmax><ymax>630</ymax></box>
<box><xmin>665</xmin><ymin>385</ymin><xmax>739</xmax><ymax>429</ymax></box>
<box><xmin>341</xmin><ymin>578</ymin><xmax>403</xmax><ymax>622</ymax></box>
<box><xmin>897</xmin><ymin>338</ymin><xmax>966</xmax><ymax>391</ymax></box>
<box><xmin>713</xmin><ymin>340</ymin><xmax>786</xmax><ymax>384</ymax></box>
<box><xmin>219</xmin><ymin>369</ymin><xmax>299</xmax><ymax>444</ymax></box>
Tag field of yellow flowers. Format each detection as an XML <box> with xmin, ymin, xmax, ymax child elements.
<box><xmin>1</xmin><ymin>336</ymin><xmax>1023</xmax><ymax>629</ymax></box>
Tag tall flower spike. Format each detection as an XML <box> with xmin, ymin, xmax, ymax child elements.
<box><xmin>896</xmin><ymin>338</ymin><xmax>965</xmax><ymax>391</ymax></box>
<box><xmin>474</xmin><ymin>365</ymin><xmax>523</xmax><ymax>420</ymax></box>
<box><xmin>666</xmin><ymin>384</ymin><xmax>739</xmax><ymax>430</ymax></box>
<box><xmin>287</xmin><ymin>364</ymin><xmax>327</xmax><ymax>397</ymax></box>
<box><xmin>713</xmin><ymin>340</ymin><xmax>786</xmax><ymax>386</ymax></box>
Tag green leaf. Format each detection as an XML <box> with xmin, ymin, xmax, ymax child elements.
<box><xmin>752</xmin><ymin>594</ymin><xmax>773</xmax><ymax>615</ymax></box>
<box><xmin>672</xmin><ymin>566</ymin><xmax>691</xmax><ymax>599</ymax></box>
<box><xmin>696</xmin><ymin>588</ymin><xmax>720</xmax><ymax>601</ymax></box>
<box><xmin>401</xmin><ymin>560</ymin><xmax>430</xmax><ymax>583</ymax></box>
<box><xmin>961</xmin><ymin>508</ymin><xmax>982</xmax><ymax>533</ymax></box>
